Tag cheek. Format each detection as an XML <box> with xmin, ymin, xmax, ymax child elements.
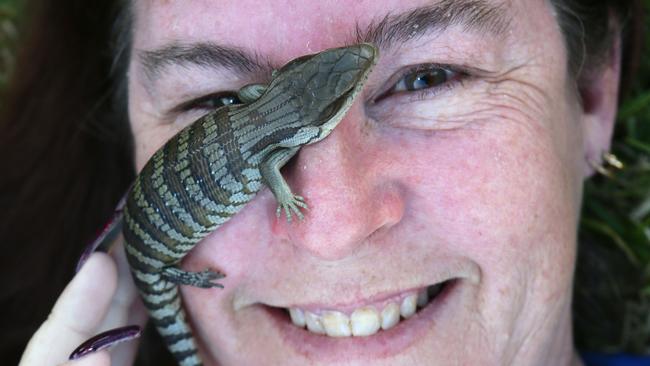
<box><xmin>384</xmin><ymin>113</ymin><xmax>581</xmax><ymax>285</ymax></box>
<box><xmin>130</xmin><ymin>118</ymin><xmax>183</xmax><ymax>172</ymax></box>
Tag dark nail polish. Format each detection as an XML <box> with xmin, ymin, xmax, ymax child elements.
<box><xmin>75</xmin><ymin>191</ymin><xmax>129</xmax><ymax>273</ymax></box>
<box><xmin>69</xmin><ymin>325</ymin><xmax>141</xmax><ymax>360</ymax></box>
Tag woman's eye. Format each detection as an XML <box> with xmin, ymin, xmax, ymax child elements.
<box><xmin>181</xmin><ymin>92</ymin><xmax>242</xmax><ymax>111</ymax></box>
<box><xmin>393</xmin><ymin>67</ymin><xmax>458</xmax><ymax>93</ymax></box>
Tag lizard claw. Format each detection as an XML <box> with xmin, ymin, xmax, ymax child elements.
<box><xmin>195</xmin><ymin>269</ymin><xmax>226</xmax><ymax>288</ymax></box>
<box><xmin>276</xmin><ymin>195</ymin><xmax>308</xmax><ymax>222</ymax></box>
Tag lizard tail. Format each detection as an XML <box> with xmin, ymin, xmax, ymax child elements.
<box><xmin>132</xmin><ymin>269</ymin><xmax>204</xmax><ymax>366</ymax></box>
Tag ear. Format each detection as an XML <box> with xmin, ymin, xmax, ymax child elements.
<box><xmin>580</xmin><ymin>31</ymin><xmax>622</xmax><ymax>177</ymax></box>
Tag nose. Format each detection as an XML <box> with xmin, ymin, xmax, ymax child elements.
<box><xmin>274</xmin><ymin>104</ymin><xmax>404</xmax><ymax>261</ymax></box>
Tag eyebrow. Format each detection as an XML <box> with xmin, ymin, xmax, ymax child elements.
<box><xmin>356</xmin><ymin>0</ymin><xmax>511</xmax><ymax>49</ymax></box>
<box><xmin>139</xmin><ymin>43</ymin><xmax>265</xmax><ymax>80</ymax></box>
<box><xmin>137</xmin><ymin>0</ymin><xmax>510</xmax><ymax>80</ymax></box>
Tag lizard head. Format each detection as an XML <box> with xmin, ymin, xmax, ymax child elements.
<box><xmin>269</xmin><ymin>43</ymin><xmax>378</xmax><ymax>143</ymax></box>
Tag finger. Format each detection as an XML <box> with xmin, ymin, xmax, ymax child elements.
<box><xmin>60</xmin><ymin>350</ymin><xmax>110</xmax><ymax>366</ymax></box>
<box><xmin>103</xmin><ymin>238</ymin><xmax>144</xmax><ymax>327</ymax></box>
<box><xmin>101</xmin><ymin>239</ymin><xmax>148</xmax><ymax>365</ymax></box>
<box><xmin>19</xmin><ymin>253</ymin><xmax>118</xmax><ymax>366</ymax></box>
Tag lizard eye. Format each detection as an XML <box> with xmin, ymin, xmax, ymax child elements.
<box><xmin>180</xmin><ymin>92</ymin><xmax>242</xmax><ymax>111</ymax></box>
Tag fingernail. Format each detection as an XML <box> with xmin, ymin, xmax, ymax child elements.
<box><xmin>69</xmin><ymin>325</ymin><xmax>141</xmax><ymax>360</ymax></box>
<box><xmin>76</xmin><ymin>191</ymin><xmax>129</xmax><ymax>273</ymax></box>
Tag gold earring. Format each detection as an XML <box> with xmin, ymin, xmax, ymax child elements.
<box><xmin>591</xmin><ymin>152</ymin><xmax>624</xmax><ymax>177</ymax></box>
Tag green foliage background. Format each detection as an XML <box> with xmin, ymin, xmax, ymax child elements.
<box><xmin>0</xmin><ymin>0</ymin><xmax>648</xmax><ymax>356</ymax></box>
<box><xmin>574</xmin><ymin>1</ymin><xmax>650</xmax><ymax>353</ymax></box>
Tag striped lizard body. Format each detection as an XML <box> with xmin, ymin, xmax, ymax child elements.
<box><xmin>122</xmin><ymin>43</ymin><xmax>377</xmax><ymax>366</ymax></box>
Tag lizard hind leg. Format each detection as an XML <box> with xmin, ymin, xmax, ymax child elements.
<box><xmin>162</xmin><ymin>266</ymin><xmax>225</xmax><ymax>289</ymax></box>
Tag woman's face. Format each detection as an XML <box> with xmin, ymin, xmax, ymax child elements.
<box><xmin>126</xmin><ymin>0</ymin><xmax>614</xmax><ymax>365</ymax></box>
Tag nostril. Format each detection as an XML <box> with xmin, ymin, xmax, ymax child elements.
<box><xmin>371</xmin><ymin>187</ymin><xmax>406</xmax><ymax>233</ymax></box>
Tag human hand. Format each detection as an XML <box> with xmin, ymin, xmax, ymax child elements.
<box><xmin>18</xmin><ymin>241</ymin><xmax>147</xmax><ymax>366</ymax></box>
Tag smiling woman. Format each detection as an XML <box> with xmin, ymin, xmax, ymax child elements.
<box><xmin>0</xmin><ymin>0</ymin><xmax>645</xmax><ymax>366</ymax></box>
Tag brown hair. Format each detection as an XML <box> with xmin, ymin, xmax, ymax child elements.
<box><xmin>551</xmin><ymin>0</ymin><xmax>645</xmax><ymax>95</ymax></box>
<box><xmin>0</xmin><ymin>0</ymin><xmax>134</xmax><ymax>361</ymax></box>
<box><xmin>0</xmin><ymin>0</ymin><xmax>644</xmax><ymax>364</ymax></box>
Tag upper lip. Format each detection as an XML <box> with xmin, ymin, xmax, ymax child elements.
<box><xmin>232</xmin><ymin>257</ymin><xmax>480</xmax><ymax>311</ymax></box>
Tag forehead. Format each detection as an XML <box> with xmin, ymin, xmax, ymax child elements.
<box><xmin>132</xmin><ymin>0</ymin><xmax>410</xmax><ymax>53</ymax></box>
<box><xmin>131</xmin><ymin>0</ymin><xmax>549</xmax><ymax>59</ymax></box>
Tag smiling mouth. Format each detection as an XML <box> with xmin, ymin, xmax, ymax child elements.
<box><xmin>276</xmin><ymin>280</ymin><xmax>453</xmax><ymax>338</ymax></box>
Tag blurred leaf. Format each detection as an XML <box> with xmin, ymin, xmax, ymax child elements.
<box><xmin>581</xmin><ymin>218</ymin><xmax>640</xmax><ymax>265</ymax></box>
<box><xmin>626</xmin><ymin>138</ymin><xmax>650</xmax><ymax>155</ymax></box>
<box><xmin>619</xmin><ymin>92</ymin><xmax>650</xmax><ymax>120</ymax></box>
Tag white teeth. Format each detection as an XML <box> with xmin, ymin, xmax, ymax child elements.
<box><xmin>287</xmin><ymin>283</ymin><xmax>446</xmax><ymax>337</ymax></box>
<box><xmin>289</xmin><ymin>307</ymin><xmax>306</xmax><ymax>327</ymax></box>
<box><xmin>322</xmin><ymin>311</ymin><xmax>351</xmax><ymax>337</ymax></box>
<box><xmin>350</xmin><ymin>307</ymin><xmax>381</xmax><ymax>336</ymax></box>
<box><xmin>305</xmin><ymin>311</ymin><xmax>325</xmax><ymax>334</ymax></box>
<box><xmin>400</xmin><ymin>294</ymin><xmax>417</xmax><ymax>318</ymax></box>
<box><xmin>380</xmin><ymin>302</ymin><xmax>400</xmax><ymax>330</ymax></box>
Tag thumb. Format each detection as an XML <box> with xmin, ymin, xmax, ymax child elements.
<box><xmin>19</xmin><ymin>253</ymin><xmax>118</xmax><ymax>366</ymax></box>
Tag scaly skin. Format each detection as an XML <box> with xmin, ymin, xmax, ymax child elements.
<box><xmin>122</xmin><ymin>43</ymin><xmax>378</xmax><ymax>366</ymax></box>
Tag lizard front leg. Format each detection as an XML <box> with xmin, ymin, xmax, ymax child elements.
<box><xmin>261</xmin><ymin>147</ymin><xmax>308</xmax><ymax>222</ymax></box>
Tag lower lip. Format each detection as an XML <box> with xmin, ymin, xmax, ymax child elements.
<box><xmin>261</xmin><ymin>280</ymin><xmax>461</xmax><ymax>363</ymax></box>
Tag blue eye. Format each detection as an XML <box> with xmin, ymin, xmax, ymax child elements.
<box><xmin>394</xmin><ymin>67</ymin><xmax>457</xmax><ymax>92</ymax></box>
